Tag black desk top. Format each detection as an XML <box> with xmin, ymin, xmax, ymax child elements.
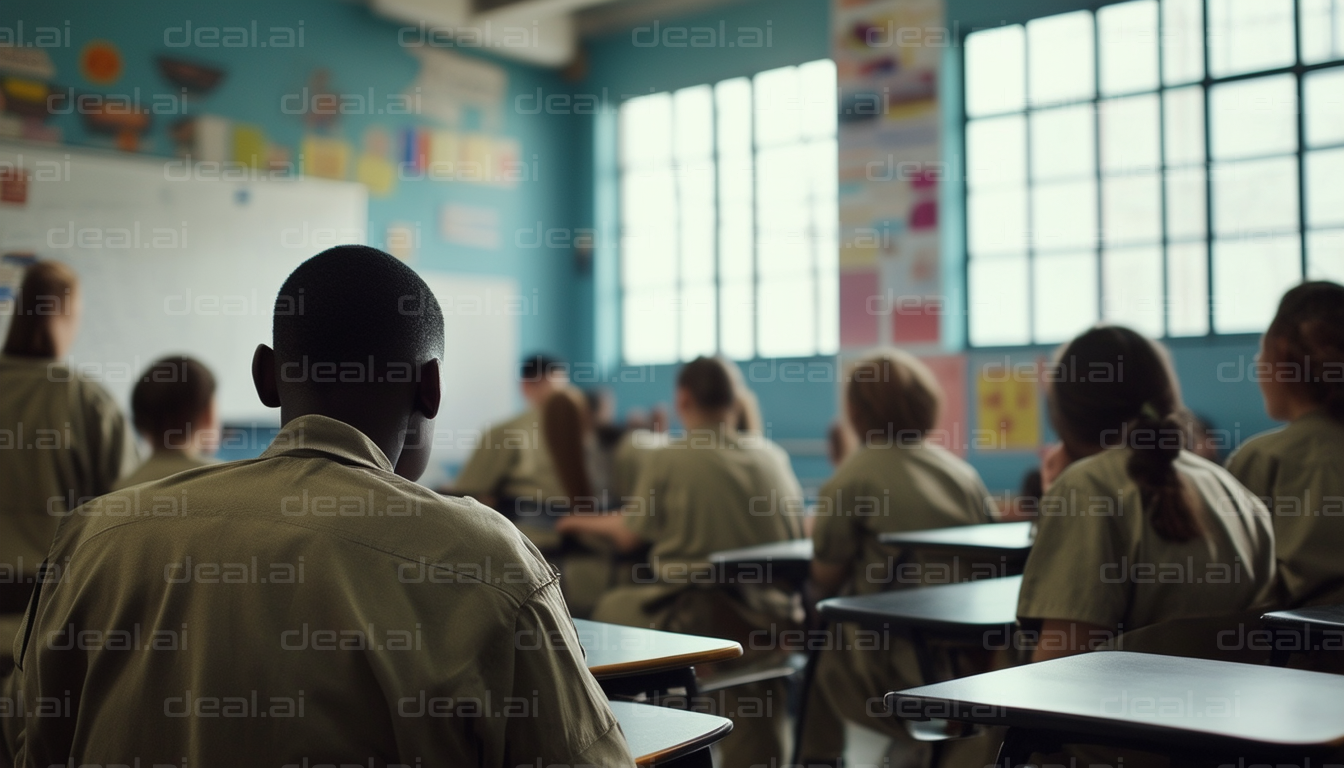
<box><xmin>888</xmin><ymin>651</ymin><xmax>1344</xmax><ymax>753</ymax></box>
<box><xmin>610</xmin><ymin>700</ymin><xmax>733</xmax><ymax>766</ymax></box>
<box><xmin>818</xmin><ymin>575</ymin><xmax>1021</xmax><ymax>634</ymax></box>
<box><xmin>575</xmin><ymin>619</ymin><xmax>742</xmax><ymax>679</ymax></box>
<box><xmin>1263</xmin><ymin>603</ymin><xmax>1344</xmax><ymax>631</ymax></box>
<box><xmin>708</xmin><ymin>538</ymin><xmax>813</xmax><ymax>566</ymax></box>
<box><xmin>879</xmin><ymin>521</ymin><xmax>1035</xmax><ymax>556</ymax></box>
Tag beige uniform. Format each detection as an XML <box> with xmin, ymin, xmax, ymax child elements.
<box><xmin>9</xmin><ymin>414</ymin><xmax>633</xmax><ymax>767</ymax></box>
<box><xmin>1227</xmin><ymin>411</ymin><xmax>1344</xmax><ymax>608</ymax></box>
<box><xmin>111</xmin><ymin>450</ymin><xmax>213</xmax><ymax>491</ymax></box>
<box><xmin>594</xmin><ymin>428</ymin><xmax>804</xmax><ymax>768</ymax></box>
<box><xmin>0</xmin><ymin>355</ymin><xmax>134</xmax><ymax>582</ymax></box>
<box><xmin>803</xmin><ymin>443</ymin><xmax>995</xmax><ymax>761</ymax></box>
<box><xmin>455</xmin><ymin>409</ymin><xmax>565</xmax><ymax>508</ymax></box>
<box><xmin>1018</xmin><ymin>449</ymin><xmax>1277</xmax><ymax>632</ymax></box>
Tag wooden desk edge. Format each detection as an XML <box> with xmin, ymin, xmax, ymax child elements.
<box><xmin>634</xmin><ymin>717</ymin><xmax>734</xmax><ymax>766</ymax></box>
<box><xmin>589</xmin><ymin>644</ymin><xmax>744</xmax><ymax>679</ymax></box>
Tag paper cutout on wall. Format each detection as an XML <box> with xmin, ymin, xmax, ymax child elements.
<box><xmin>0</xmin><ymin>167</ymin><xmax>29</xmax><ymax>206</ymax></box>
<box><xmin>356</xmin><ymin>128</ymin><xmax>396</xmax><ymax>196</ymax></box>
<box><xmin>405</xmin><ymin>47</ymin><xmax>507</xmax><ymax>131</ymax></box>
<box><xmin>921</xmin><ymin>354</ymin><xmax>968</xmax><ymax>457</ymax></box>
<box><xmin>976</xmin><ymin>363</ymin><xmax>1042</xmax><ymax>451</ymax></box>
<box><xmin>0</xmin><ymin>46</ymin><xmax>56</xmax><ymax>80</ymax></box>
<box><xmin>232</xmin><ymin>123</ymin><xmax>267</xmax><ymax>169</ymax></box>
<box><xmin>441</xmin><ymin>203</ymin><xmax>500</xmax><ymax>250</ymax></box>
<box><xmin>301</xmin><ymin>135</ymin><xmax>350</xmax><ymax>180</ymax></box>
<box><xmin>80</xmin><ymin>40</ymin><xmax>122</xmax><ymax>85</ymax></box>
<box><xmin>840</xmin><ymin>268</ymin><xmax>879</xmax><ymax>347</ymax></box>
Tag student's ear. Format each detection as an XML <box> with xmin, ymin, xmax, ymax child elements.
<box><xmin>415</xmin><ymin>359</ymin><xmax>441</xmax><ymax>420</ymax></box>
<box><xmin>252</xmin><ymin>345</ymin><xmax>281</xmax><ymax>409</ymax></box>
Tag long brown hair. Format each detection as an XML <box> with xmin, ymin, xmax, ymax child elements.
<box><xmin>541</xmin><ymin>388</ymin><xmax>594</xmax><ymax>506</ymax></box>
<box><xmin>1050</xmin><ymin>326</ymin><xmax>1200</xmax><ymax>542</ymax></box>
<box><xmin>3</xmin><ymin>261</ymin><xmax>78</xmax><ymax>359</ymax></box>
<box><xmin>1265</xmin><ymin>281</ymin><xmax>1344</xmax><ymax>423</ymax></box>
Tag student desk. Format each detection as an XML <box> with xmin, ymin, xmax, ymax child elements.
<box><xmin>1262</xmin><ymin>603</ymin><xmax>1344</xmax><ymax>667</ymax></box>
<box><xmin>887</xmin><ymin>651</ymin><xmax>1344</xmax><ymax>765</ymax></box>
<box><xmin>707</xmin><ymin>538</ymin><xmax>813</xmax><ymax>586</ymax></box>
<box><xmin>575</xmin><ymin>618</ymin><xmax>742</xmax><ymax>703</ymax></box>
<box><xmin>610</xmin><ymin>700</ymin><xmax>732</xmax><ymax>767</ymax></box>
<box><xmin>878</xmin><ymin>521</ymin><xmax>1035</xmax><ymax>574</ymax></box>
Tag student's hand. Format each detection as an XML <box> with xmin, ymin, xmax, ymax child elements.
<box><xmin>554</xmin><ymin>515</ymin><xmax>582</xmax><ymax>535</ymax></box>
<box><xmin>1040</xmin><ymin>443</ymin><xmax>1072</xmax><ymax>491</ymax></box>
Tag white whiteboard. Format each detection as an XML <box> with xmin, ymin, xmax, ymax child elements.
<box><xmin>0</xmin><ymin>141</ymin><xmax>368</xmax><ymax>422</ymax></box>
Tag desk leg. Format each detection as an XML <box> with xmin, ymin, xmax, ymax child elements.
<box><xmin>788</xmin><ymin>626</ymin><xmax>827</xmax><ymax>767</ymax></box>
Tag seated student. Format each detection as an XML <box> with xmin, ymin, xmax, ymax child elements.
<box><xmin>452</xmin><ymin>354</ymin><xmax>569</xmax><ymax>515</ymax></box>
<box><xmin>113</xmin><ymin>355</ymin><xmax>220</xmax><ymax>490</ymax></box>
<box><xmin>556</xmin><ymin>356</ymin><xmax>804</xmax><ymax>768</ymax></box>
<box><xmin>9</xmin><ymin>246</ymin><xmax>633</xmax><ymax>767</ymax></box>
<box><xmin>1019</xmin><ymin>325</ymin><xmax>1276</xmax><ymax>662</ymax></box>
<box><xmin>1227</xmin><ymin>281</ymin><xmax>1344</xmax><ymax>608</ymax></box>
<box><xmin>0</xmin><ymin>261</ymin><xmax>134</xmax><ymax>606</ymax></box>
<box><xmin>799</xmin><ymin>350</ymin><xmax>995</xmax><ymax>766</ymax></box>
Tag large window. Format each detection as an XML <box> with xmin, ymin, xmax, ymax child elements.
<box><xmin>619</xmin><ymin>59</ymin><xmax>838</xmax><ymax>365</ymax></box>
<box><xmin>964</xmin><ymin>0</ymin><xmax>1344</xmax><ymax>347</ymax></box>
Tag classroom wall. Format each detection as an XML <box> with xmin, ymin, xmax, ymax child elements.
<box><xmin>576</xmin><ymin>0</ymin><xmax>1283</xmax><ymax>494</ymax></box>
<box><xmin>5</xmin><ymin>0</ymin><xmax>587</xmax><ymax>396</ymax></box>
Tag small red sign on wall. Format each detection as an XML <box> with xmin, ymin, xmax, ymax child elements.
<box><xmin>0</xmin><ymin>168</ymin><xmax>29</xmax><ymax>206</ymax></box>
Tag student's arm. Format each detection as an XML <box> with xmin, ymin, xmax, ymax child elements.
<box><xmin>809</xmin><ymin>560</ymin><xmax>850</xmax><ymax>598</ymax></box>
<box><xmin>809</xmin><ymin>478</ymin><xmax>859</xmax><ymax>600</ymax></box>
<box><xmin>1030</xmin><ymin>618</ymin><xmax>1113</xmax><ymax>662</ymax></box>
<box><xmin>555</xmin><ymin>512</ymin><xmax>645</xmax><ymax>553</ymax></box>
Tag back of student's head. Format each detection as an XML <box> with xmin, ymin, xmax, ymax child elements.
<box><xmin>1050</xmin><ymin>325</ymin><xmax>1199</xmax><ymax>542</ymax></box>
<box><xmin>132</xmin><ymin>356</ymin><xmax>216</xmax><ymax>449</ymax></box>
<box><xmin>845</xmin><ymin>350</ymin><xmax>941</xmax><ymax>446</ymax></box>
<box><xmin>273</xmin><ymin>245</ymin><xmax>444</xmax><ymax>378</ymax></box>
<box><xmin>521</xmin><ymin>354</ymin><xmax>566</xmax><ymax>383</ymax></box>
<box><xmin>1265</xmin><ymin>281</ymin><xmax>1344</xmax><ymax>422</ymax></box>
<box><xmin>677</xmin><ymin>356</ymin><xmax>737</xmax><ymax>415</ymax></box>
<box><xmin>3</xmin><ymin>261</ymin><xmax>79</xmax><ymax>358</ymax></box>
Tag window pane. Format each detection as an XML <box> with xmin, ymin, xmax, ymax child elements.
<box><xmin>1103</xmin><ymin>246</ymin><xmax>1164</xmax><ymax>337</ymax></box>
<box><xmin>758</xmin><ymin>276</ymin><xmax>816</xmax><ymax>357</ymax></box>
<box><xmin>966</xmin><ymin>25</ymin><xmax>1026</xmax><ymax>117</ymax></box>
<box><xmin>1166</xmin><ymin>166</ymin><xmax>1208</xmax><ymax>241</ymax></box>
<box><xmin>719</xmin><ymin>214</ymin><xmax>753</xmax><ymax>281</ymax></box>
<box><xmin>1034</xmin><ymin>251</ymin><xmax>1098</xmax><ymax>343</ymax></box>
<box><xmin>1213</xmin><ymin>156</ymin><xmax>1299</xmax><ymax>238</ymax></box>
<box><xmin>757</xmin><ymin>145</ymin><xmax>808</xmax><ymax>233</ymax></box>
<box><xmin>1163</xmin><ymin>86</ymin><xmax>1205</xmax><ymax>167</ymax></box>
<box><xmin>1213</xmin><ymin>236</ymin><xmax>1303</xmax><ymax>333</ymax></box>
<box><xmin>716</xmin><ymin>78</ymin><xmax>752</xmax><ymax>155</ymax></box>
<box><xmin>719</xmin><ymin>154</ymin><xmax>753</xmax><ymax>203</ymax></box>
<box><xmin>1033</xmin><ymin>180</ymin><xmax>1098</xmax><ymax>252</ymax></box>
<box><xmin>758</xmin><ymin>229</ymin><xmax>811</xmax><ymax>279</ymax></box>
<box><xmin>968</xmin><ymin>185</ymin><xmax>1028</xmax><ymax>256</ymax></box>
<box><xmin>1162</xmin><ymin>0</ymin><xmax>1205</xmax><ymax>85</ymax></box>
<box><xmin>1100</xmin><ymin>94</ymin><xmax>1160</xmax><ymax>173</ymax></box>
<box><xmin>1210</xmin><ymin>76</ymin><xmax>1297</xmax><ymax>160</ymax></box>
<box><xmin>673</xmin><ymin>86</ymin><xmax>714</xmax><ymax>161</ymax></box>
<box><xmin>1308</xmin><ymin>229</ymin><xmax>1344</xmax><ymax>281</ymax></box>
<box><xmin>755</xmin><ymin>65</ymin><xmax>801</xmax><ymax>147</ymax></box>
<box><xmin>967</xmin><ymin>115</ymin><xmax>1027</xmax><ymax>188</ymax></box>
<box><xmin>1168</xmin><ymin>242</ymin><xmax>1210</xmax><ymax>336</ymax></box>
<box><xmin>1031</xmin><ymin>105</ymin><xmax>1096</xmax><ymax>180</ymax></box>
<box><xmin>620</xmin><ymin>93</ymin><xmax>672</xmax><ymax>168</ymax></box>
<box><xmin>719</xmin><ymin>280</ymin><xmax>754</xmax><ymax>359</ymax></box>
<box><xmin>1309</xmin><ymin>148</ymin><xmax>1344</xmax><ymax>229</ymax></box>
<box><xmin>1099</xmin><ymin>0</ymin><xmax>1159</xmax><ymax>96</ymax></box>
<box><xmin>621</xmin><ymin>227</ymin><xmax>677</xmax><ymax>289</ymax></box>
<box><xmin>623</xmin><ymin>167</ymin><xmax>677</xmax><ymax>231</ymax></box>
<box><xmin>806</xmin><ymin>140</ymin><xmax>839</xmax><ymax>229</ymax></box>
<box><xmin>1305</xmin><ymin>68</ymin><xmax>1344</xmax><ymax>148</ymax></box>
<box><xmin>1103</xmin><ymin>173</ymin><xmax>1162</xmax><ymax>246</ymax></box>
<box><xmin>679</xmin><ymin>162</ymin><xmax>716</xmax><ymax>283</ymax></box>
<box><xmin>680</xmin><ymin>282</ymin><xmax>717</xmax><ymax>360</ymax></box>
<box><xmin>1302</xmin><ymin>0</ymin><xmax>1344</xmax><ymax>64</ymax></box>
<box><xmin>969</xmin><ymin>254</ymin><xmax>1030</xmax><ymax>345</ymax></box>
<box><xmin>1208</xmin><ymin>0</ymin><xmax>1296</xmax><ymax>78</ymax></box>
<box><xmin>799</xmin><ymin>59</ymin><xmax>837</xmax><ymax>140</ymax></box>
<box><xmin>1028</xmin><ymin>12</ymin><xmax>1096</xmax><ymax>107</ymax></box>
<box><xmin>624</xmin><ymin>288</ymin><xmax>678</xmax><ymax>364</ymax></box>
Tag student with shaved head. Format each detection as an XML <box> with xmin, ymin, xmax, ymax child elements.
<box><xmin>9</xmin><ymin>246</ymin><xmax>634</xmax><ymax>767</ymax></box>
<box><xmin>113</xmin><ymin>355</ymin><xmax>220</xmax><ymax>490</ymax></box>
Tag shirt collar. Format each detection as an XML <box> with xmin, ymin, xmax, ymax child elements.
<box><xmin>260</xmin><ymin>414</ymin><xmax>395</xmax><ymax>473</ymax></box>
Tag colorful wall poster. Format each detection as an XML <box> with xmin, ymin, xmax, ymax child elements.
<box><xmin>833</xmin><ymin>0</ymin><xmax>944</xmax><ymax>350</ymax></box>
<box><xmin>441</xmin><ymin>203</ymin><xmax>500</xmax><ymax>250</ymax></box>
<box><xmin>922</xmin><ymin>353</ymin><xmax>968</xmax><ymax>456</ymax></box>
<box><xmin>975</xmin><ymin>361</ymin><xmax>1043</xmax><ymax>451</ymax></box>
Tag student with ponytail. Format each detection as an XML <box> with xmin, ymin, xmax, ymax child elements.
<box><xmin>1228</xmin><ymin>281</ymin><xmax>1344</xmax><ymax>608</ymax></box>
<box><xmin>1017</xmin><ymin>325</ymin><xmax>1276</xmax><ymax>661</ymax></box>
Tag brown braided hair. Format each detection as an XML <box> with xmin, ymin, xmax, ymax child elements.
<box><xmin>1265</xmin><ymin>281</ymin><xmax>1344</xmax><ymax>423</ymax></box>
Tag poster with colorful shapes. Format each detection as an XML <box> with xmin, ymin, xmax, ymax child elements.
<box><xmin>975</xmin><ymin>362</ymin><xmax>1043</xmax><ymax>451</ymax></box>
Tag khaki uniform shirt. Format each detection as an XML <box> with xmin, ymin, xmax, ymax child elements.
<box><xmin>10</xmin><ymin>414</ymin><xmax>633</xmax><ymax>768</ymax></box>
<box><xmin>0</xmin><ymin>355</ymin><xmax>134</xmax><ymax>576</ymax></box>
<box><xmin>812</xmin><ymin>444</ymin><xmax>996</xmax><ymax>596</ymax></box>
<box><xmin>455</xmin><ymin>409</ymin><xmax>565</xmax><ymax>504</ymax></box>
<box><xmin>622</xmin><ymin>428</ymin><xmax>804</xmax><ymax>577</ymax></box>
<box><xmin>1227</xmin><ymin>411</ymin><xmax>1344</xmax><ymax>608</ymax></box>
<box><xmin>111</xmin><ymin>449</ymin><xmax>213</xmax><ymax>491</ymax></box>
<box><xmin>1018</xmin><ymin>449</ymin><xmax>1276</xmax><ymax>632</ymax></box>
